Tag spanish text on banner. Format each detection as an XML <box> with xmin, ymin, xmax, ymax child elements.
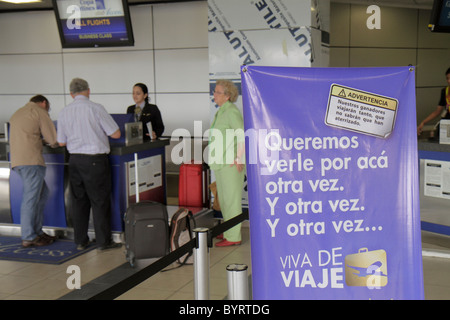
<box><xmin>241</xmin><ymin>66</ymin><xmax>423</xmax><ymax>300</ymax></box>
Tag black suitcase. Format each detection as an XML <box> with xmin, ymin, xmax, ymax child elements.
<box><xmin>124</xmin><ymin>200</ymin><xmax>169</xmax><ymax>267</ymax></box>
<box><xmin>124</xmin><ymin>154</ymin><xmax>169</xmax><ymax>267</ymax></box>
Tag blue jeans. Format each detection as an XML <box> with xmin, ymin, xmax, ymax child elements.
<box><xmin>13</xmin><ymin>165</ymin><xmax>49</xmax><ymax>241</ymax></box>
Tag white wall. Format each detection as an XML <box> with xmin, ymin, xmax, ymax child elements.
<box><xmin>2</xmin><ymin>1</ymin><xmax>449</xmax><ymax>137</ymax></box>
<box><xmin>329</xmin><ymin>3</ymin><xmax>450</xmax><ymax>126</ymax></box>
<box><xmin>0</xmin><ymin>1</ymin><xmax>209</xmax><ymax>137</ymax></box>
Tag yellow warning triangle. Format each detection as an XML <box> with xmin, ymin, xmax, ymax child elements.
<box><xmin>338</xmin><ymin>89</ymin><xmax>346</xmax><ymax>97</ymax></box>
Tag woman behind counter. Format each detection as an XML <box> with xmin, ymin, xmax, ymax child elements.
<box><xmin>127</xmin><ymin>83</ymin><xmax>164</xmax><ymax>140</ymax></box>
<box><xmin>209</xmin><ymin>79</ymin><xmax>245</xmax><ymax>247</ymax></box>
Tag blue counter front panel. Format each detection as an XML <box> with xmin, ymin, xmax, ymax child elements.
<box><xmin>109</xmin><ymin>146</ymin><xmax>166</xmax><ymax>232</ymax></box>
<box><xmin>8</xmin><ymin>143</ymin><xmax>167</xmax><ymax>233</ymax></box>
<box><xmin>9</xmin><ymin>152</ymin><xmax>67</xmax><ymax>228</ymax></box>
<box><xmin>418</xmin><ymin>147</ymin><xmax>450</xmax><ymax>236</ymax></box>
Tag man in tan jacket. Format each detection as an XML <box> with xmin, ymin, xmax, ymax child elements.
<box><xmin>9</xmin><ymin>95</ymin><xmax>58</xmax><ymax>247</ymax></box>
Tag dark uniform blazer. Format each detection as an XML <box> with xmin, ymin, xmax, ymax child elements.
<box><xmin>127</xmin><ymin>103</ymin><xmax>164</xmax><ymax>140</ymax></box>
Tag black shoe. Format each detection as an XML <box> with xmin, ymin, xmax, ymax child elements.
<box><xmin>76</xmin><ymin>241</ymin><xmax>90</xmax><ymax>250</ymax></box>
<box><xmin>97</xmin><ymin>242</ymin><xmax>122</xmax><ymax>251</ymax></box>
<box><xmin>22</xmin><ymin>235</ymin><xmax>53</xmax><ymax>248</ymax></box>
<box><xmin>40</xmin><ymin>232</ymin><xmax>57</xmax><ymax>242</ymax></box>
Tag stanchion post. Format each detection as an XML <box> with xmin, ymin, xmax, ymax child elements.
<box><xmin>226</xmin><ymin>264</ymin><xmax>249</xmax><ymax>300</ymax></box>
<box><xmin>194</xmin><ymin>228</ymin><xmax>210</xmax><ymax>300</ymax></box>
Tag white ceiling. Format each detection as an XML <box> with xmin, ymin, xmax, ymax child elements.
<box><xmin>0</xmin><ymin>0</ymin><xmax>436</xmax><ymax>13</ymax></box>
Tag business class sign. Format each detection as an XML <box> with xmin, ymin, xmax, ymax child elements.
<box><xmin>241</xmin><ymin>66</ymin><xmax>424</xmax><ymax>300</ymax></box>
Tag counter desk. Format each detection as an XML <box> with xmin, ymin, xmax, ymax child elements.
<box><xmin>0</xmin><ymin>139</ymin><xmax>169</xmax><ymax>236</ymax></box>
<box><xmin>418</xmin><ymin>140</ymin><xmax>450</xmax><ymax>236</ymax></box>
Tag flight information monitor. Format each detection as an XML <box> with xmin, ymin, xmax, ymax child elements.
<box><xmin>53</xmin><ymin>0</ymin><xmax>134</xmax><ymax>48</ymax></box>
<box><xmin>429</xmin><ymin>0</ymin><xmax>450</xmax><ymax>33</ymax></box>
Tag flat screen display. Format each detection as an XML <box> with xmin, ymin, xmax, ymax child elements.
<box><xmin>429</xmin><ymin>0</ymin><xmax>450</xmax><ymax>33</ymax></box>
<box><xmin>53</xmin><ymin>0</ymin><xmax>134</xmax><ymax>48</ymax></box>
<box><xmin>438</xmin><ymin>0</ymin><xmax>450</xmax><ymax>26</ymax></box>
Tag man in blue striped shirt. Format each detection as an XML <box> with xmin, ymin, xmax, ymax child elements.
<box><xmin>58</xmin><ymin>78</ymin><xmax>121</xmax><ymax>250</ymax></box>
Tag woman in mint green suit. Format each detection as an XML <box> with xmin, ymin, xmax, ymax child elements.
<box><xmin>209</xmin><ymin>80</ymin><xmax>245</xmax><ymax>247</ymax></box>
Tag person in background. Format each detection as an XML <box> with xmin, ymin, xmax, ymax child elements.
<box><xmin>57</xmin><ymin>78</ymin><xmax>121</xmax><ymax>251</ymax></box>
<box><xmin>417</xmin><ymin>67</ymin><xmax>450</xmax><ymax>137</ymax></box>
<box><xmin>9</xmin><ymin>95</ymin><xmax>58</xmax><ymax>248</ymax></box>
<box><xmin>208</xmin><ymin>79</ymin><xmax>245</xmax><ymax>247</ymax></box>
<box><xmin>126</xmin><ymin>83</ymin><xmax>164</xmax><ymax>140</ymax></box>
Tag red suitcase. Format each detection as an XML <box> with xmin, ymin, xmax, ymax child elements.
<box><xmin>178</xmin><ymin>161</ymin><xmax>210</xmax><ymax>208</ymax></box>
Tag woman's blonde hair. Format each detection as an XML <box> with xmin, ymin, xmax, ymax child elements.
<box><xmin>216</xmin><ymin>79</ymin><xmax>239</xmax><ymax>103</ymax></box>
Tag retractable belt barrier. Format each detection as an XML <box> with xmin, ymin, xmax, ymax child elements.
<box><xmin>85</xmin><ymin>210</ymin><xmax>249</xmax><ymax>300</ymax></box>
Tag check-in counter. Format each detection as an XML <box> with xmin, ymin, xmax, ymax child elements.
<box><xmin>418</xmin><ymin>140</ymin><xmax>450</xmax><ymax>236</ymax></box>
<box><xmin>109</xmin><ymin>139</ymin><xmax>169</xmax><ymax>231</ymax></box>
<box><xmin>0</xmin><ymin>138</ymin><xmax>169</xmax><ymax>234</ymax></box>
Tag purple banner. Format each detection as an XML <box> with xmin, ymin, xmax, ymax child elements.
<box><xmin>241</xmin><ymin>66</ymin><xmax>423</xmax><ymax>300</ymax></box>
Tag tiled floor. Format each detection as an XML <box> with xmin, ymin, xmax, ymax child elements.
<box><xmin>1</xmin><ymin>156</ymin><xmax>447</xmax><ymax>300</ymax></box>
<box><xmin>116</xmin><ymin>227</ymin><xmax>253</xmax><ymax>300</ymax></box>
<box><xmin>421</xmin><ymin>231</ymin><xmax>450</xmax><ymax>300</ymax></box>
<box><xmin>0</xmin><ymin>226</ymin><xmax>252</xmax><ymax>300</ymax></box>
<box><xmin>0</xmin><ymin>225</ymin><xmax>449</xmax><ymax>300</ymax></box>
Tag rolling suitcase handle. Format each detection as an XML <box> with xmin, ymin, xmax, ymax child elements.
<box><xmin>134</xmin><ymin>152</ymin><xmax>139</xmax><ymax>203</ymax></box>
<box><xmin>125</xmin><ymin>152</ymin><xmax>140</xmax><ymax>267</ymax></box>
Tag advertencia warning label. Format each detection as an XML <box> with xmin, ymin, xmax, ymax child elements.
<box><xmin>325</xmin><ymin>84</ymin><xmax>398</xmax><ymax>138</ymax></box>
